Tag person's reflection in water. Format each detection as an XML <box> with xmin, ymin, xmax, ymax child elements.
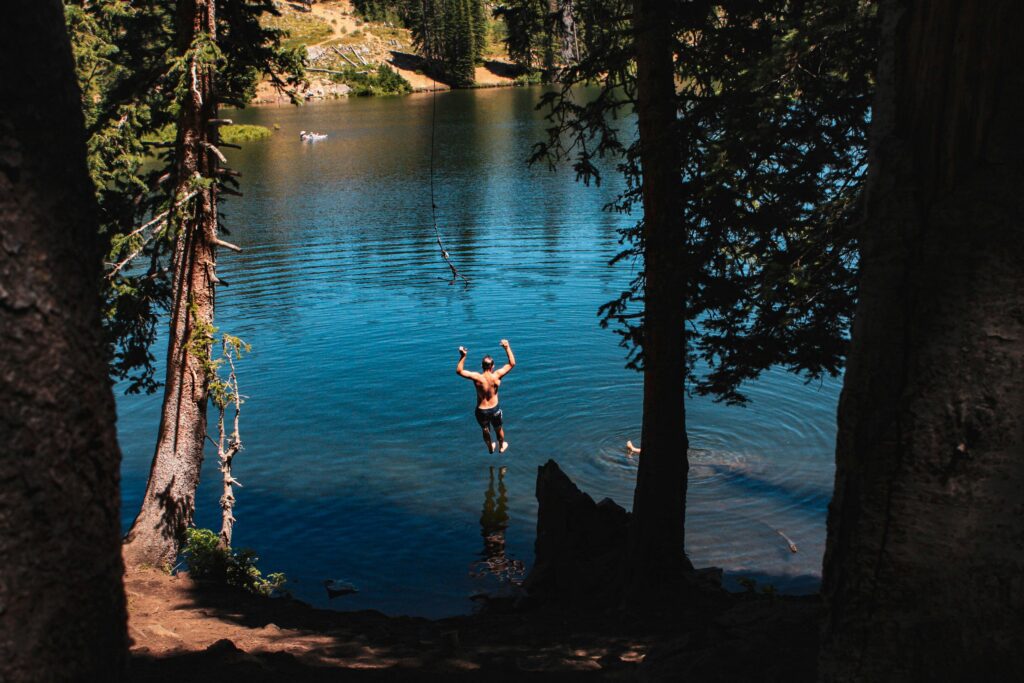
<box><xmin>471</xmin><ymin>466</ymin><xmax>525</xmax><ymax>585</ymax></box>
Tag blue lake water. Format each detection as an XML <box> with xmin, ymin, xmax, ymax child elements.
<box><xmin>117</xmin><ymin>86</ymin><xmax>841</xmax><ymax>618</ymax></box>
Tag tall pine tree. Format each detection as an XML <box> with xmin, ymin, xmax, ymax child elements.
<box><xmin>533</xmin><ymin>0</ymin><xmax>874</xmax><ymax>598</ymax></box>
<box><xmin>69</xmin><ymin>0</ymin><xmax>304</xmax><ymax>568</ymax></box>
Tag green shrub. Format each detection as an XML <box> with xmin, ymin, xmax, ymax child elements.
<box><xmin>144</xmin><ymin>124</ymin><xmax>272</xmax><ymax>145</ymax></box>
<box><xmin>514</xmin><ymin>70</ymin><xmax>543</xmax><ymax>86</ymax></box>
<box><xmin>331</xmin><ymin>63</ymin><xmax>411</xmax><ymax>97</ymax></box>
<box><xmin>182</xmin><ymin>528</ymin><xmax>286</xmax><ymax>597</ymax></box>
<box><xmin>220</xmin><ymin>124</ymin><xmax>273</xmax><ymax>144</ymax></box>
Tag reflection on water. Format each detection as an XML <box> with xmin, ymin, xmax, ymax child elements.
<box><xmin>115</xmin><ymin>87</ymin><xmax>840</xmax><ymax>618</ymax></box>
<box><xmin>471</xmin><ymin>466</ymin><xmax>525</xmax><ymax>589</ymax></box>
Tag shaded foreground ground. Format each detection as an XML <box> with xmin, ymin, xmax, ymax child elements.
<box><xmin>126</xmin><ymin>569</ymin><xmax>821</xmax><ymax>681</ymax></box>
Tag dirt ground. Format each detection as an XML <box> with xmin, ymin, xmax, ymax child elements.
<box><xmin>125</xmin><ymin>568</ymin><xmax>821</xmax><ymax>681</ymax></box>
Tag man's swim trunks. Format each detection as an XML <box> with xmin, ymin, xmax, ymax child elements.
<box><xmin>475</xmin><ymin>405</ymin><xmax>503</xmax><ymax>429</ymax></box>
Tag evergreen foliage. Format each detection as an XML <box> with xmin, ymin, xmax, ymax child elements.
<box><xmin>333</xmin><ymin>64</ymin><xmax>413</xmax><ymax>96</ymax></box>
<box><xmin>350</xmin><ymin>1</ymin><xmax>492</xmax><ymax>83</ymax></box>
<box><xmin>533</xmin><ymin>0</ymin><xmax>876</xmax><ymax>403</ymax></box>
<box><xmin>352</xmin><ymin>0</ymin><xmax>406</xmax><ymax>24</ymax></box>
<box><xmin>65</xmin><ymin>0</ymin><xmax>303</xmax><ymax>393</ymax></box>
<box><xmin>494</xmin><ymin>0</ymin><xmax>579</xmax><ymax>76</ymax></box>
<box><xmin>445</xmin><ymin>0</ymin><xmax>478</xmax><ymax>86</ymax></box>
<box><xmin>472</xmin><ymin>0</ymin><xmax>489</xmax><ymax>63</ymax></box>
<box><xmin>493</xmin><ymin>0</ymin><xmax>546</xmax><ymax>71</ymax></box>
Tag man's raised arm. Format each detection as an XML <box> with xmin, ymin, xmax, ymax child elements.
<box><xmin>496</xmin><ymin>339</ymin><xmax>516</xmax><ymax>377</ymax></box>
<box><xmin>456</xmin><ymin>346</ymin><xmax>475</xmax><ymax>378</ymax></box>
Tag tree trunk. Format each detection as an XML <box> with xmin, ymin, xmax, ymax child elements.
<box><xmin>627</xmin><ymin>0</ymin><xmax>694</xmax><ymax>597</ymax></box>
<box><xmin>557</xmin><ymin>0</ymin><xmax>578</xmax><ymax>66</ymax></box>
<box><xmin>0</xmin><ymin>2</ymin><xmax>127</xmax><ymax>679</ymax></box>
<box><xmin>820</xmin><ymin>1</ymin><xmax>1024</xmax><ymax>679</ymax></box>
<box><xmin>124</xmin><ymin>0</ymin><xmax>221</xmax><ymax>568</ymax></box>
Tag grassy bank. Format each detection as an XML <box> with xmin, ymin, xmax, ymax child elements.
<box><xmin>263</xmin><ymin>11</ymin><xmax>332</xmax><ymax>50</ymax></box>
<box><xmin>220</xmin><ymin>124</ymin><xmax>274</xmax><ymax>143</ymax></box>
<box><xmin>146</xmin><ymin>124</ymin><xmax>273</xmax><ymax>145</ymax></box>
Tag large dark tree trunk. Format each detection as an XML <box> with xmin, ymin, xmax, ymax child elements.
<box><xmin>627</xmin><ymin>0</ymin><xmax>694</xmax><ymax>596</ymax></box>
<box><xmin>124</xmin><ymin>0</ymin><xmax>224</xmax><ymax>568</ymax></box>
<box><xmin>821</xmin><ymin>1</ymin><xmax>1024</xmax><ymax>679</ymax></box>
<box><xmin>0</xmin><ymin>2</ymin><xmax>127</xmax><ymax>679</ymax></box>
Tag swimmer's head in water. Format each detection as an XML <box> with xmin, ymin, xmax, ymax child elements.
<box><xmin>482</xmin><ymin>356</ymin><xmax>495</xmax><ymax>371</ymax></box>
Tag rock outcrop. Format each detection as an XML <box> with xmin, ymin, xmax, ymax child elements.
<box><xmin>523</xmin><ymin>460</ymin><xmax>631</xmax><ymax>604</ymax></box>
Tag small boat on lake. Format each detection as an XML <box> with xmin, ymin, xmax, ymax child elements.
<box><xmin>299</xmin><ymin>130</ymin><xmax>328</xmax><ymax>142</ymax></box>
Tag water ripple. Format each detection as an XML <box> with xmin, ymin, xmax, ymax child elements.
<box><xmin>116</xmin><ymin>89</ymin><xmax>838</xmax><ymax>618</ymax></box>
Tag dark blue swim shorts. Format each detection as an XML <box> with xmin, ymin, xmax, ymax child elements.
<box><xmin>475</xmin><ymin>405</ymin><xmax>503</xmax><ymax>429</ymax></box>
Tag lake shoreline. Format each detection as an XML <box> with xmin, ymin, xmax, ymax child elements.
<box><xmin>249</xmin><ymin>66</ymin><xmax>523</xmax><ymax>106</ymax></box>
<box><xmin>126</xmin><ymin>565</ymin><xmax>820</xmax><ymax>680</ymax></box>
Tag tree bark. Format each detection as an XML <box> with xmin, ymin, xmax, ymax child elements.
<box><xmin>557</xmin><ymin>0</ymin><xmax>579</xmax><ymax>66</ymax></box>
<box><xmin>124</xmin><ymin>0</ymin><xmax>221</xmax><ymax>568</ymax></box>
<box><xmin>821</xmin><ymin>1</ymin><xmax>1024</xmax><ymax>679</ymax></box>
<box><xmin>0</xmin><ymin>2</ymin><xmax>127</xmax><ymax>679</ymax></box>
<box><xmin>627</xmin><ymin>0</ymin><xmax>694</xmax><ymax>597</ymax></box>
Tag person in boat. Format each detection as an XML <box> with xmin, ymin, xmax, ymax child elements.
<box><xmin>456</xmin><ymin>340</ymin><xmax>515</xmax><ymax>453</ymax></box>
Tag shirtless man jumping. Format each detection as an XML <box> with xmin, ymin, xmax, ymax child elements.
<box><xmin>456</xmin><ymin>340</ymin><xmax>516</xmax><ymax>453</ymax></box>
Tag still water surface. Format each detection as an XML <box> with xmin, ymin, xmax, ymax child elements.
<box><xmin>117</xmin><ymin>87</ymin><xmax>840</xmax><ymax>618</ymax></box>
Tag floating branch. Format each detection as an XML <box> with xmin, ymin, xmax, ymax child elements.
<box><xmin>775</xmin><ymin>528</ymin><xmax>799</xmax><ymax>553</ymax></box>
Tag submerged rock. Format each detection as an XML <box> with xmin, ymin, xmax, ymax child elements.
<box><xmin>324</xmin><ymin>579</ymin><xmax>359</xmax><ymax>599</ymax></box>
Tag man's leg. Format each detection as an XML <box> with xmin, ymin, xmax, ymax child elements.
<box><xmin>496</xmin><ymin>425</ymin><xmax>508</xmax><ymax>453</ymax></box>
<box><xmin>482</xmin><ymin>427</ymin><xmax>496</xmax><ymax>453</ymax></box>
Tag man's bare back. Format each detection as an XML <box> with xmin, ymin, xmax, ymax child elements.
<box><xmin>456</xmin><ymin>340</ymin><xmax>516</xmax><ymax>453</ymax></box>
<box><xmin>472</xmin><ymin>369</ymin><xmax>501</xmax><ymax>409</ymax></box>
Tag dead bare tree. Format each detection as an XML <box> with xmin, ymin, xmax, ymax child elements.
<box><xmin>215</xmin><ymin>335</ymin><xmax>247</xmax><ymax>548</ymax></box>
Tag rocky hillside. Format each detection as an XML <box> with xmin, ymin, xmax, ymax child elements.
<box><xmin>254</xmin><ymin>0</ymin><xmax>516</xmax><ymax>103</ymax></box>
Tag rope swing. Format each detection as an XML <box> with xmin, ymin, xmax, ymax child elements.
<box><xmin>425</xmin><ymin>18</ymin><xmax>469</xmax><ymax>287</ymax></box>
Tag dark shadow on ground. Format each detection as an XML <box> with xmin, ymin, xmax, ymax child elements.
<box><xmin>386</xmin><ymin>52</ymin><xmax>526</xmax><ymax>88</ymax></box>
<box><xmin>126</xmin><ymin>568</ymin><xmax>821</xmax><ymax>681</ymax></box>
<box><xmin>129</xmin><ymin>641</ymin><xmax>608</xmax><ymax>682</ymax></box>
<box><xmin>387</xmin><ymin>51</ymin><xmax>451</xmax><ymax>88</ymax></box>
<box><xmin>126</xmin><ymin>571</ymin><xmax>659</xmax><ymax>681</ymax></box>
<box><xmin>483</xmin><ymin>59</ymin><xmax>527</xmax><ymax>79</ymax></box>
